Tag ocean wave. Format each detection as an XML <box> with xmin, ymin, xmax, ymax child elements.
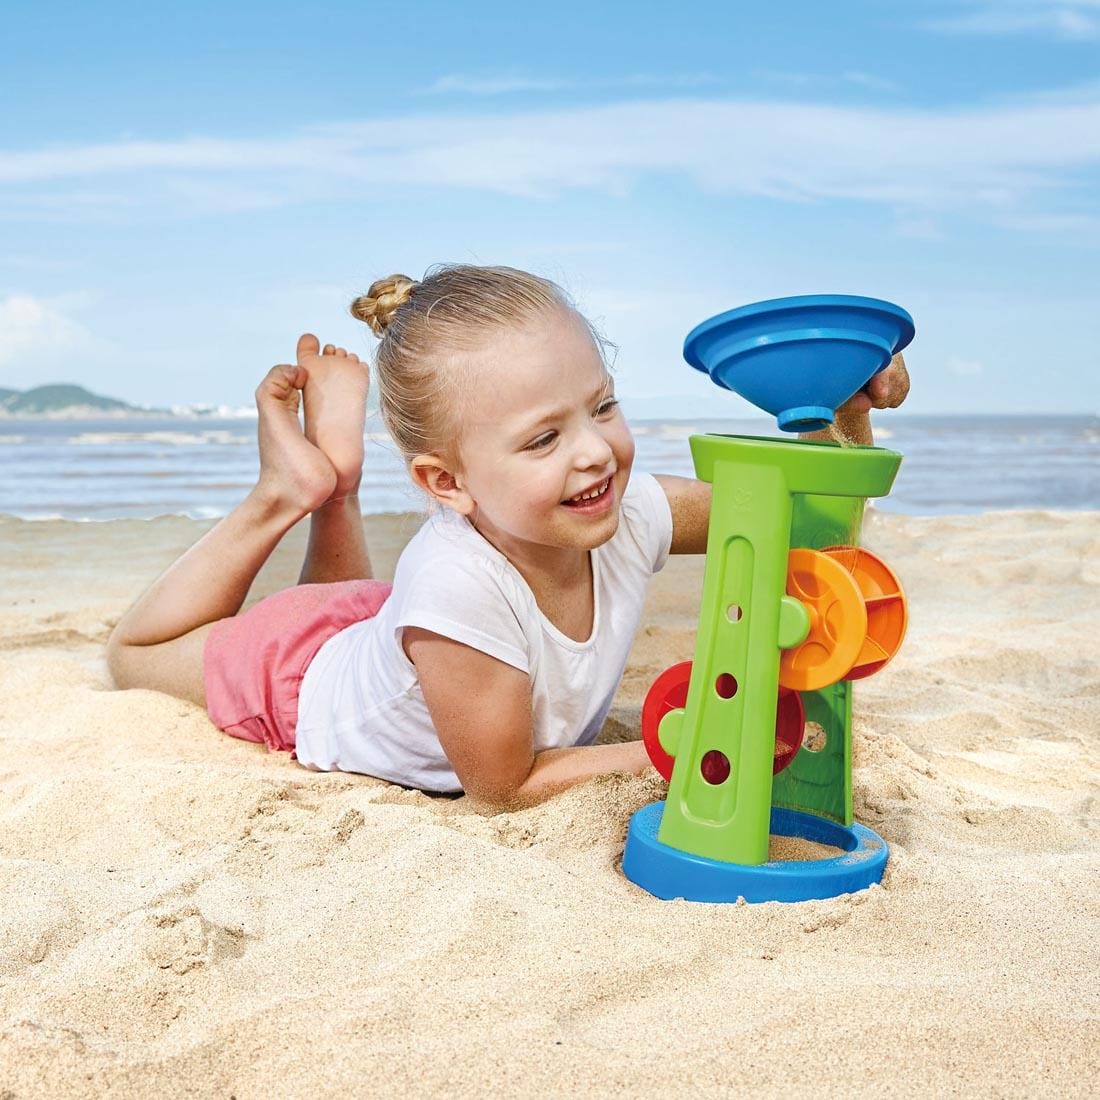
<box><xmin>67</xmin><ymin>430</ymin><xmax>251</xmax><ymax>446</ymax></box>
<box><xmin>0</xmin><ymin>507</ymin><xmax>228</xmax><ymax>523</ymax></box>
<box><xmin>171</xmin><ymin>406</ymin><xmax>258</xmax><ymax>419</ymax></box>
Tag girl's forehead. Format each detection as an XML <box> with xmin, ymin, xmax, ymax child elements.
<box><xmin>465</xmin><ymin>326</ymin><xmax>608</xmax><ymax>430</ymax></box>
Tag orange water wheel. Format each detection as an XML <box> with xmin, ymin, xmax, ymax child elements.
<box><xmin>780</xmin><ymin>546</ymin><xmax>907</xmax><ymax>691</ymax></box>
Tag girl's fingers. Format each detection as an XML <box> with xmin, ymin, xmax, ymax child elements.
<box><xmin>867</xmin><ymin>375</ymin><xmax>888</xmax><ymax>404</ymax></box>
<box><xmin>841</xmin><ymin>390</ymin><xmax>872</xmax><ymax>417</ymax></box>
<box><xmin>864</xmin><ymin>355</ymin><xmax>911</xmax><ymax>409</ymax></box>
<box><xmin>882</xmin><ymin>362</ymin><xmax>910</xmax><ymax>408</ymax></box>
<box><xmin>891</xmin><ymin>359</ymin><xmax>911</xmax><ymax>407</ymax></box>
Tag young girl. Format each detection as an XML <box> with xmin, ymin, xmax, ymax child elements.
<box><xmin>106</xmin><ymin>265</ymin><xmax>909</xmax><ymax>808</ymax></box>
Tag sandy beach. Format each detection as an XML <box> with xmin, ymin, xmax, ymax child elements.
<box><xmin>1</xmin><ymin>505</ymin><xmax>1097</xmax><ymax>1097</ymax></box>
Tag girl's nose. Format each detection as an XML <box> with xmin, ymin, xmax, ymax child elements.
<box><xmin>575</xmin><ymin>425</ymin><xmax>615</xmax><ymax>469</ymax></box>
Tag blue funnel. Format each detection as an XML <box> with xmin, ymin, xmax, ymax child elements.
<box><xmin>683</xmin><ymin>295</ymin><xmax>915</xmax><ymax>432</ymax></box>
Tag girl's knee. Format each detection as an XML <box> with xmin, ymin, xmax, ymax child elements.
<box><xmin>104</xmin><ymin>637</ymin><xmax>136</xmax><ymax>690</ymax></box>
<box><xmin>103</xmin><ymin>630</ymin><xmax>210</xmax><ymax>708</ymax></box>
<box><xmin>105</xmin><ymin>639</ymin><xmax>163</xmax><ymax>694</ymax></box>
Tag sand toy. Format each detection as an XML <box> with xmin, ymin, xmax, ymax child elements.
<box><xmin>622</xmin><ymin>295</ymin><xmax>913</xmax><ymax>903</ymax></box>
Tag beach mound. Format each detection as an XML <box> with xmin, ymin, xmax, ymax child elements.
<box><xmin>1</xmin><ymin>509</ymin><xmax>1097</xmax><ymax>1096</ymax></box>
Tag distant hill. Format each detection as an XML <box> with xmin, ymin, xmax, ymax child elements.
<box><xmin>0</xmin><ymin>384</ymin><xmax>165</xmax><ymax>418</ymax></box>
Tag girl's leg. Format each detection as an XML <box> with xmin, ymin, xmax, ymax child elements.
<box><xmin>295</xmin><ymin>335</ymin><xmax>375</xmax><ymax>585</ymax></box>
<box><xmin>298</xmin><ymin>493</ymin><xmax>373</xmax><ymax>584</ymax></box>
<box><xmin>105</xmin><ymin>363</ymin><xmax>338</xmax><ymax>707</ymax></box>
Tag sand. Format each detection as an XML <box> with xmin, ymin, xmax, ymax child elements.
<box><xmin>1</xmin><ymin>506</ymin><xmax>1098</xmax><ymax>1097</ymax></box>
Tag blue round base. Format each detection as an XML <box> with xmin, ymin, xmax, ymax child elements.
<box><xmin>622</xmin><ymin>802</ymin><xmax>888</xmax><ymax>903</ymax></box>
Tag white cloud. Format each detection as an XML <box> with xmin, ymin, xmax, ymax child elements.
<box><xmin>842</xmin><ymin>71</ymin><xmax>901</xmax><ymax>93</ymax></box>
<box><xmin>921</xmin><ymin>1</ymin><xmax>1100</xmax><ymax>40</ymax></box>
<box><xmin>998</xmin><ymin>210</ymin><xmax>1100</xmax><ymax>232</ymax></box>
<box><xmin>0</xmin><ymin>90</ymin><xmax>1098</xmax><ymax>230</ymax></box>
<box><xmin>424</xmin><ymin>72</ymin><xmax>722</xmax><ymax>96</ymax></box>
<box><xmin>428</xmin><ymin>75</ymin><xmax>568</xmax><ymax>95</ymax></box>
<box><xmin>895</xmin><ymin>217</ymin><xmax>946</xmax><ymax>240</ymax></box>
<box><xmin>756</xmin><ymin>70</ymin><xmax>901</xmax><ymax>94</ymax></box>
<box><xmin>0</xmin><ymin>254</ymin><xmax>81</xmax><ymax>272</ymax></box>
<box><xmin>948</xmin><ymin>355</ymin><xmax>985</xmax><ymax>377</ymax></box>
<box><xmin>0</xmin><ymin>293</ymin><xmax>105</xmax><ymax>372</ymax></box>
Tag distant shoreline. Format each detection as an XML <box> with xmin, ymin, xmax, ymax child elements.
<box><xmin>0</xmin><ymin>407</ymin><xmax>256</xmax><ymax>421</ymax></box>
<box><xmin>0</xmin><ymin>409</ymin><xmax>1095</xmax><ymax>423</ymax></box>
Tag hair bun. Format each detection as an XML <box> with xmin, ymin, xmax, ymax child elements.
<box><xmin>350</xmin><ymin>275</ymin><xmax>418</xmax><ymax>337</ymax></box>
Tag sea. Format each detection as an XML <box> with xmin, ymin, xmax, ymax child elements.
<box><xmin>0</xmin><ymin>414</ymin><xmax>1096</xmax><ymax>522</ymax></box>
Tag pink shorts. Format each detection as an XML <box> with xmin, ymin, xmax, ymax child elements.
<box><xmin>203</xmin><ymin>579</ymin><xmax>393</xmax><ymax>754</ymax></box>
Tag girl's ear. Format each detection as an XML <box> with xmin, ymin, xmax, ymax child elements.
<box><xmin>410</xmin><ymin>455</ymin><xmax>476</xmax><ymax>516</ymax></box>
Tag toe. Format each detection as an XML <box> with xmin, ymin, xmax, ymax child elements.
<box><xmin>335</xmin><ymin>347</ymin><xmax>347</xmax><ymax>357</ymax></box>
<box><xmin>262</xmin><ymin>363</ymin><xmax>296</xmax><ymax>388</ymax></box>
<box><xmin>323</xmin><ymin>343</ymin><xmax>336</xmax><ymax>355</ymax></box>
<box><xmin>256</xmin><ymin>364</ymin><xmax>305</xmax><ymax>406</ymax></box>
<box><xmin>297</xmin><ymin>333</ymin><xmax>320</xmax><ymax>363</ymax></box>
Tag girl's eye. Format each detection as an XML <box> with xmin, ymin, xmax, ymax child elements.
<box><xmin>525</xmin><ymin>399</ymin><xmax>616</xmax><ymax>451</ymax></box>
<box><xmin>527</xmin><ymin>431</ymin><xmax>557</xmax><ymax>451</ymax></box>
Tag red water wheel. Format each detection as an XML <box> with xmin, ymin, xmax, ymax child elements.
<box><xmin>773</xmin><ymin>686</ymin><xmax>806</xmax><ymax>773</ymax></box>
<box><xmin>641</xmin><ymin>661</ymin><xmax>805</xmax><ymax>780</ymax></box>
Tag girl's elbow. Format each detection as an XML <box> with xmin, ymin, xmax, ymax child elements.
<box><xmin>464</xmin><ymin>779</ymin><xmax>529</xmax><ymax>813</ymax></box>
<box><xmin>459</xmin><ymin>760</ymin><xmax>536</xmax><ymax>813</ymax></box>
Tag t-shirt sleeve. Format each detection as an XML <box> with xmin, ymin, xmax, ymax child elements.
<box><xmin>622</xmin><ymin>471</ymin><xmax>675</xmax><ymax>574</ymax></box>
<box><xmin>391</xmin><ymin>557</ymin><xmax>530</xmax><ymax>674</ymax></box>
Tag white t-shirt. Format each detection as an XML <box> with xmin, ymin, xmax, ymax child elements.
<box><xmin>295</xmin><ymin>471</ymin><xmax>674</xmax><ymax>793</ymax></box>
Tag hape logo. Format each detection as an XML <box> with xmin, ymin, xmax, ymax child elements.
<box><xmin>731</xmin><ymin>487</ymin><xmax>753</xmax><ymax>510</ymax></box>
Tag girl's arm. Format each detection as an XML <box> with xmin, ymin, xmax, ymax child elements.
<box><xmin>510</xmin><ymin>741</ymin><xmax>651</xmax><ymax>807</ymax></box>
<box><xmin>403</xmin><ymin>627</ymin><xmax>650</xmax><ymax>809</ymax></box>
<box><xmin>654</xmin><ymin>475</ymin><xmax>711</xmax><ymax>554</ymax></box>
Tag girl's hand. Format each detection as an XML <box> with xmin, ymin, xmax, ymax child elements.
<box><xmin>837</xmin><ymin>352</ymin><xmax>911</xmax><ymax>417</ymax></box>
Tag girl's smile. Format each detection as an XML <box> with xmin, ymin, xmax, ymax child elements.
<box><xmin>561</xmin><ymin>475</ymin><xmax>615</xmax><ymax>515</ymax></box>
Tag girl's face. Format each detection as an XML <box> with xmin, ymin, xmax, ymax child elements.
<box><xmin>450</xmin><ymin>308</ymin><xmax>636</xmax><ymax>565</ymax></box>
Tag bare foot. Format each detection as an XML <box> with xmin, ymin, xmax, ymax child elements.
<box><xmin>253</xmin><ymin>363</ymin><xmax>337</xmax><ymax>513</ymax></box>
<box><xmin>297</xmin><ymin>333</ymin><xmax>369</xmax><ymax>500</ymax></box>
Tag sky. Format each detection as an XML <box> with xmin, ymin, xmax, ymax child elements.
<box><xmin>1</xmin><ymin>0</ymin><xmax>1099</xmax><ymax>418</ymax></box>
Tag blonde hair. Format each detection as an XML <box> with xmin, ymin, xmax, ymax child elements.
<box><xmin>349</xmin><ymin>264</ymin><xmax>615</xmax><ymax>471</ymax></box>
